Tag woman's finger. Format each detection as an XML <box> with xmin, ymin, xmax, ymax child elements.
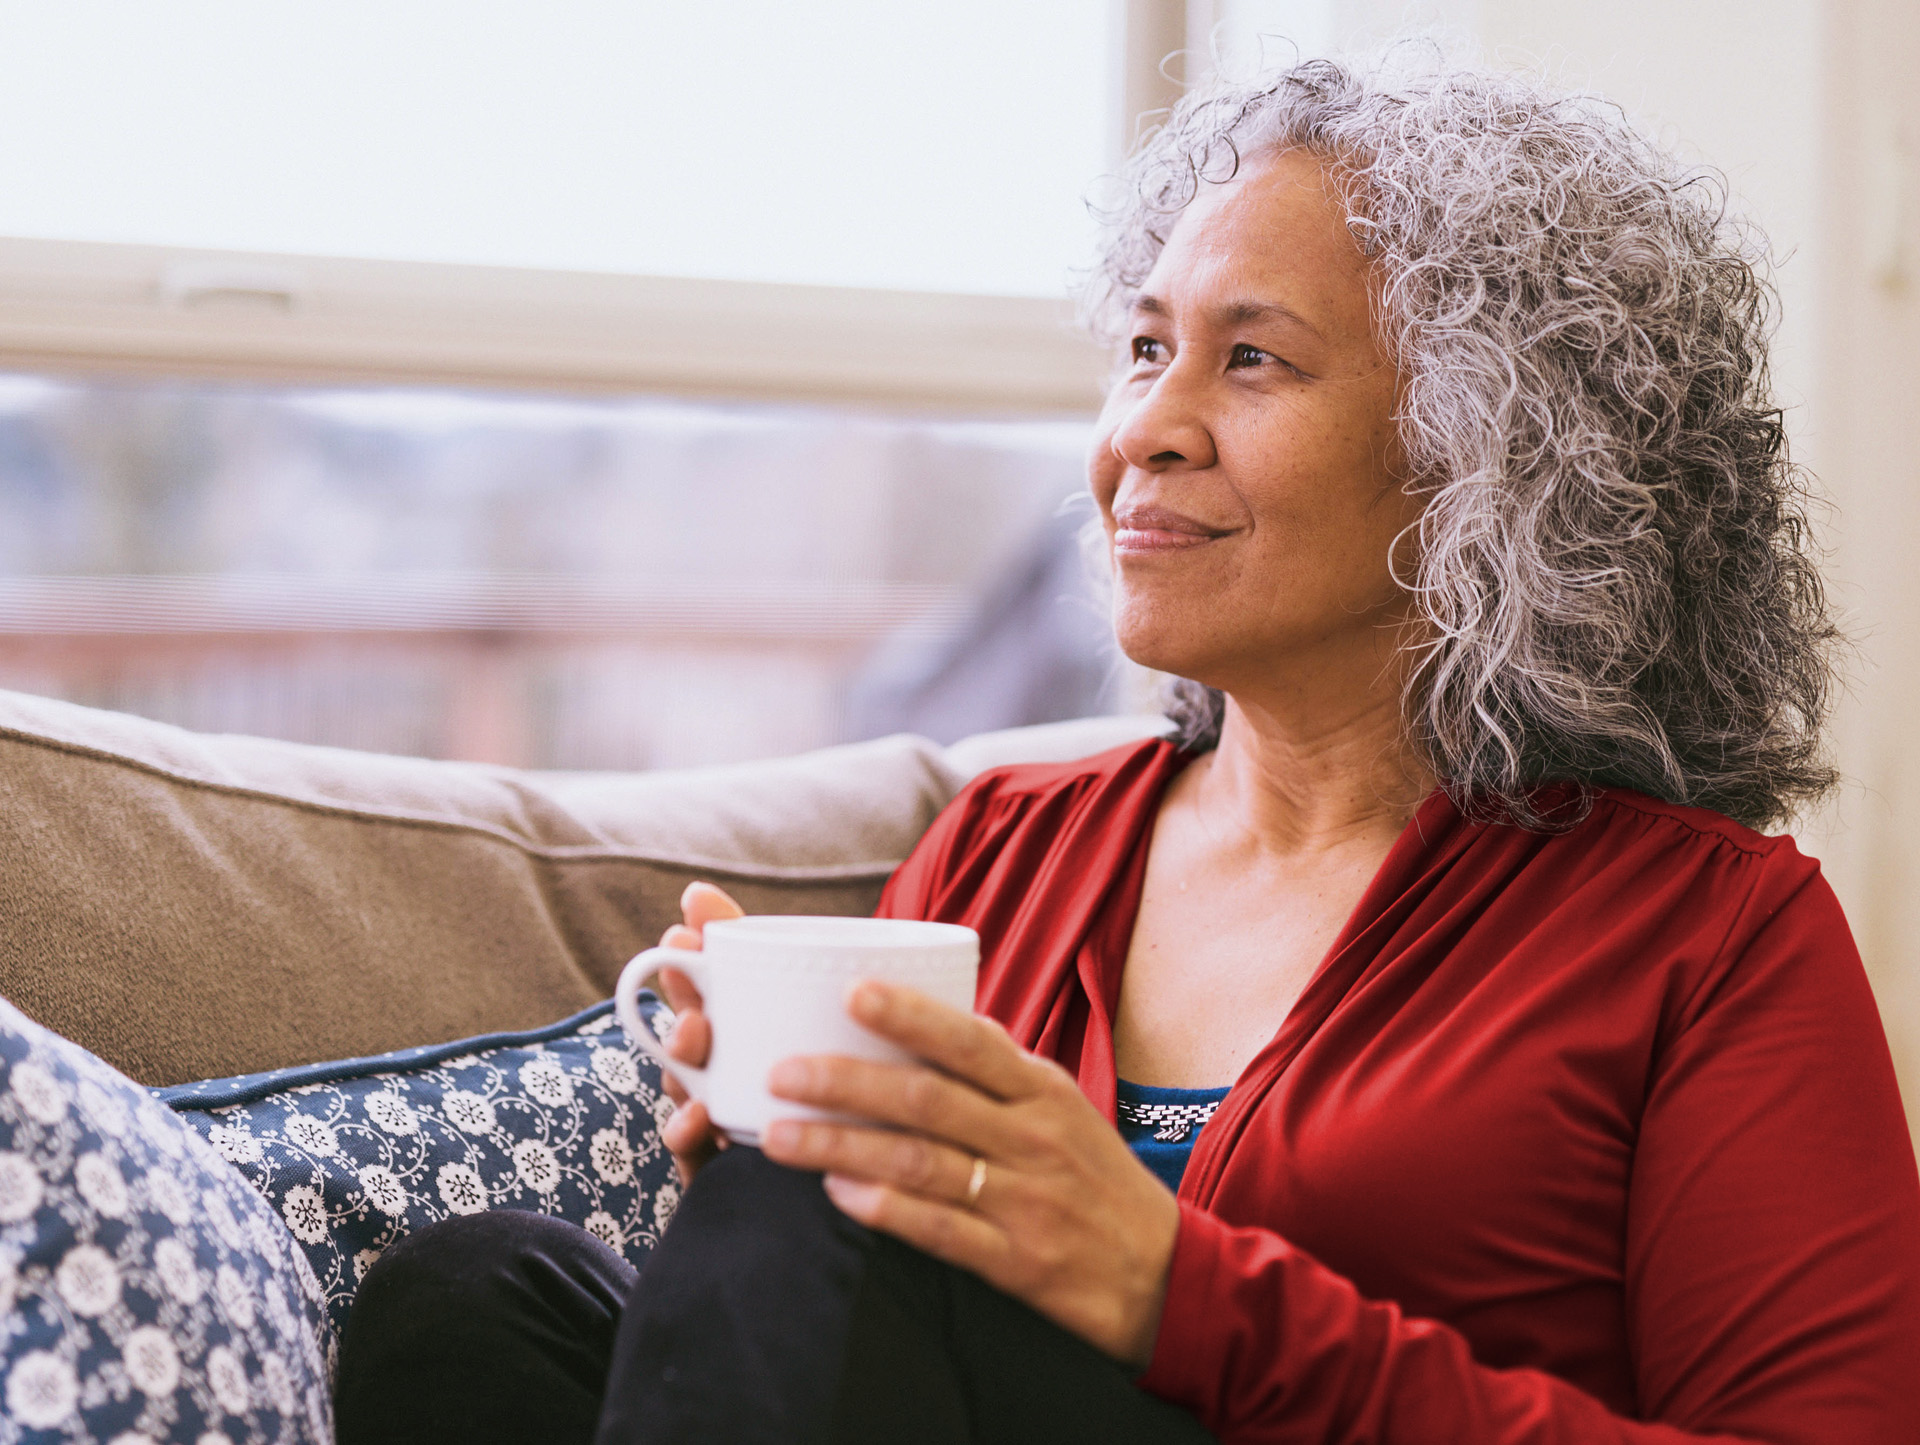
<box><xmin>680</xmin><ymin>881</ymin><xmax>744</xmax><ymax>934</ymax></box>
<box><xmin>822</xmin><ymin>1174</ymin><xmax>1010</xmax><ymax>1281</ymax></box>
<box><xmin>846</xmin><ymin>981</ymin><xmax>1046</xmax><ymax>1102</ymax></box>
<box><xmin>761</xmin><ymin>1118</ymin><xmax>982</xmax><ymax>1203</ymax></box>
<box><xmin>662</xmin><ymin>1099</ymin><xmax>722</xmax><ymax>1185</ymax></box>
<box><xmin>659</xmin><ymin>924</ymin><xmax>701</xmax><ymax>950</ymax></box>
<box><xmin>653</xmin><ymin>967</ymin><xmax>711</xmax><ymax>1071</ymax></box>
<box><xmin>657</xmin><ymin>965</ymin><xmax>704</xmax><ymax>1012</ymax></box>
<box><xmin>665</xmin><ymin>1010</ymin><xmax>710</xmax><ymax>1068</ymax></box>
<box><xmin>766</xmin><ymin>1055</ymin><xmax>1002</xmax><ymax>1153</ymax></box>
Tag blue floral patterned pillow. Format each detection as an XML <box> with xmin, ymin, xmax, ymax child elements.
<box><xmin>0</xmin><ymin>996</ymin><xmax>332</xmax><ymax>1445</ymax></box>
<box><xmin>156</xmin><ymin>998</ymin><xmax>679</xmax><ymax>1343</ymax></box>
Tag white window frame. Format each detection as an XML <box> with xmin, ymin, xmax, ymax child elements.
<box><xmin>0</xmin><ymin>2</ymin><xmax>1220</xmax><ymax>415</ymax></box>
<box><xmin>0</xmin><ymin>236</ymin><xmax>1108</xmax><ymax>413</ymax></box>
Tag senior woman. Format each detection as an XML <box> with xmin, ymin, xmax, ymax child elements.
<box><xmin>334</xmin><ymin>54</ymin><xmax>1920</xmax><ymax>1445</ymax></box>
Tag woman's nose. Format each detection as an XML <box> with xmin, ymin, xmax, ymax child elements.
<box><xmin>1107</xmin><ymin>370</ymin><xmax>1217</xmax><ymax>474</ymax></box>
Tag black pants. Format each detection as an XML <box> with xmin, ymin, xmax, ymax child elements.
<box><xmin>335</xmin><ymin>1147</ymin><xmax>1214</xmax><ymax>1444</ymax></box>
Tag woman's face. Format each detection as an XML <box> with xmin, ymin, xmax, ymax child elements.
<box><xmin>1089</xmin><ymin>149</ymin><xmax>1418</xmax><ymax>703</ymax></box>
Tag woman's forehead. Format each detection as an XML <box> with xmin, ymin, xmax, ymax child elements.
<box><xmin>1139</xmin><ymin>151</ymin><xmax>1373</xmax><ymax>340</ymax></box>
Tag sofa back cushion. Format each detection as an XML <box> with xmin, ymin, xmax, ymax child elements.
<box><xmin>0</xmin><ymin>690</ymin><xmax>979</xmax><ymax>1085</ymax></box>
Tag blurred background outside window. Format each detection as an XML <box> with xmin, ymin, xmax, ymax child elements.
<box><xmin>0</xmin><ymin>379</ymin><xmax>1110</xmax><ymax>768</ymax></box>
<box><xmin>0</xmin><ymin>1</ymin><xmax>1917</xmax><ymax>1129</ymax></box>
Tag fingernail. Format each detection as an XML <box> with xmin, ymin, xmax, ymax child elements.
<box><xmin>767</xmin><ymin>1058</ymin><xmax>811</xmax><ymax>1094</ymax></box>
<box><xmin>848</xmin><ymin>981</ymin><xmax>887</xmax><ymax>1021</ymax></box>
<box><xmin>763</xmin><ymin>1119</ymin><xmax>799</xmax><ymax>1153</ymax></box>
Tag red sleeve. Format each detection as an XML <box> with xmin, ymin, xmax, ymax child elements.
<box><xmin>872</xmin><ymin>791</ymin><xmax>972</xmax><ymax>921</ymax></box>
<box><xmin>870</xmin><ymin>769</ymin><xmax>1002</xmax><ymax>923</ymax></box>
<box><xmin>1139</xmin><ymin>861</ymin><xmax>1920</xmax><ymax>1444</ymax></box>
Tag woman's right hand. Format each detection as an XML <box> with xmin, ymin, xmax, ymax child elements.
<box><xmin>656</xmin><ymin>880</ymin><xmax>744</xmax><ymax>1183</ymax></box>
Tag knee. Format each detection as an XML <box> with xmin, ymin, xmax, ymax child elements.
<box><xmin>338</xmin><ymin>1213</ymin><xmax>632</xmax><ymax>1445</ymax></box>
<box><xmin>356</xmin><ymin>1211</ymin><xmax>546</xmax><ymax>1301</ymax></box>
<box><xmin>350</xmin><ymin>1211</ymin><xmax>631</xmax><ymax>1332</ymax></box>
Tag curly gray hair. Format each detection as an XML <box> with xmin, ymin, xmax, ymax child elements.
<box><xmin>1090</xmin><ymin>51</ymin><xmax>1838</xmax><ymax>831</ymax></box>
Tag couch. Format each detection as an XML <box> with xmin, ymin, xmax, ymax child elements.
<box><xmin>0</xmin><ymin>687</ymin><xmax>1164</xmax><ymax>1086</ymax></box>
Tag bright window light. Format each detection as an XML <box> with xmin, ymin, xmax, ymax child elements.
<box><xmin>0</xmin><ymin>1</ymin><xmax>1113</xmax><ymax>296</ymax></box>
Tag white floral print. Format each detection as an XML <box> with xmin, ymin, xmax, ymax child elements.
<box><xmin>7</xmin><ymin>1349</ymin><xmax>78</xmax><ymax>1428</ymax></box>
<box><xmin>123</xmin><ymin>1324</ymin><xmax>182</xmax><ymax>1396</ymax></box>
<box><xmin>55</xmin><ymin>1242</ymin><xmax>122</xmax><ymax>1316</ymax></box>
<box><xmin>74</xmin><ymin>1149</ymin><xmax>131</xmax><ymax>1217</ymax></box>
<box><xmin>209</xmin><ymin>1124</ymin><xmax>263</xmax><ymax>1165</ymax></box>
<box><xmin>512</xmin><ymin>1139</ymin><xmax>561</xmax><ymax>1195</ymax></box>
<box><xmin>589</xmin><ymin>1128</ymin><xmax>633</xmax><ymax>1185</ymax></box>
<box><xmin>279</xmin><ymin>1185</ymin><xmax>329</xmax><ymax>1246</ymax></box>
<box><xmin>584</xmin><ymin>1211</ymin><xmax>623</xmax><ymax>1250</ymax></box>
<box><xmin>364</xmin><ymin>1092</ymin><xmax>419</xmax><ymax>1136</ymax></box>
<box><xmin>518</xmin><ymin>1059</ymin><xmax>573</xmax><ymax>1108</ymax></box>
<box><xmin>216</xmin><ymin>1264</ymin><xmax>256</xmax><ymax>1330</ymax></box>
<box><xmin>589</xmin><ymin>1048</ymin><xmax>639</xmax><ymax>1095</ymax></box>
<box><xmin>10</xmin><ymin>1062</ymin><xmax>68</xmax><ymax>1124</ymax></box>
<box><xmin>158</xmin><ymin>1001</ymin><xmax>676</xmax><ymax>1344</ymax></box>
<box><xmin>146</xmin><ymin>1165</ymin><xmax>194</xmax><ymax>1225</ymax></box>
<box><xmin>79</xmin><ymin>1078</ymin><xmax>132</xmax><ymax>1138</ymax></box>
<box><xmin>0</xmin><ymin>1248</ymin><xmax>19</xmax><ymax>1316</ymax></box>
<box><xmin>442</xmin><ymin>1090</ymin><xmax>497</xmax><ymax>1135</ymax></box>
<box><xmin>357</xmin><ymin>1165</ymin><xmax>409</xmax><ymax>1217</ymax></box>
<box><xmin>0</xmin><ymin>996</ymin><xmax>331</xmax><ymax>1445</ymax></box>
<box><xmin>261</xmin><ymin>1354</ymin><xmax>297</xmax><ymax>1416</ymax></box>
<box><xmin>435</xmin><ymin>1163</ymin><xmax>488</xmax><ymax>1215</ymax></box>
<box><xmin>202</xmin><ymin>1191</ymin><xmax>245</xmax><ymax>1250</ymax></box>
<box><xmin>154</xmin><ymin>1237</ymin><xmax>206</xmax><ymax>1304</ymax></box>
<box><xmin>205</xmin><ymin>1344</ymin><xmax>250</xmax><ymax>1416</ymax></box>
<box><xmin>0</xmin><ymin>1150</ymin><xmax>43</xmax><ymax>1222</ymax></box>
<box><xmin>282</xmin><ymin>1114</ymin><xmax>339</xmax><ymax>1158</ymax></box>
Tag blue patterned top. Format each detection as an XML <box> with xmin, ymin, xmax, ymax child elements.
<box><xmin>1115</xmin><ymin>1079</ymin><xmax>1231</xmax><ymax>1194</ymax></box>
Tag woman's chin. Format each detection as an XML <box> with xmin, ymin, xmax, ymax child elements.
<box><xmin>1112</xmin><ymin>618</ymin><xmax>1226</xmax><ymax>687</ymax></box>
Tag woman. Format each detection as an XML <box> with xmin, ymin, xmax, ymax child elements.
<box><xmin>335</xmin><ymin>54</ymin><xmax>1920</xmax><ymax>1444</ymax></box>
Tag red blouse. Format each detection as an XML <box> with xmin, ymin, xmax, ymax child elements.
<box><xmin>874</xmin><ymin>739</ymin><xmax>1920</xmax><ymax>1444</ymax></box>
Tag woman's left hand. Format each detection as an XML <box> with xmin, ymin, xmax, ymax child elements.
<box><xmin>758</xmin><ymin>978</ymin><xmax>1182</xmax><ymax>1370</ymax></box>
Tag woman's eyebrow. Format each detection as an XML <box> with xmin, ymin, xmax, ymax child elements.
<box><xmin>1131</xmin><ymin>292</ymin><xmax>1324</xmax><ymax>341</ymax></box>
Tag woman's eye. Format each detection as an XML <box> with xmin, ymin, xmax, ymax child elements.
<box><xmin>1229</xmin><ymin>343</ymin><xmax>1275</xmax><ymax>369</ymax></box>
<box><xmin>1130</xmin><ymin>337</ymin><xmax>1165</xmax><ymax>365</ymax></box>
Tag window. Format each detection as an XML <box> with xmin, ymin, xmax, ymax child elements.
<box><xmin>0</xmin><ymin>2</ymin><xmax>1120</xmax><ymax>406</ymax></box>
<box><xmin>0</xmin><ymin>4</ymin><xmax>1352</xmax><ymax>767</ymax></box>
<box><xmin>0</xmin><ymin>374</ymin><xmax>1118</xmax><ymax>768</ymax></box>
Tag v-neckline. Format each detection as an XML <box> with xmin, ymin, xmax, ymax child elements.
<box><xmin>1175</xmin><ymin>787</ymin><xmax>1478</xmax><ymax>1201</ymax></box>
<box><xmin>1076</xmin><ymin>750</ymin><xmax>1474</xmax><ymax>1203</ymax></box>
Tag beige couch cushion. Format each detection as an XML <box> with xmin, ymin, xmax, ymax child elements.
<box><xmin>0</xmin><ymin>690</ymin><xmax>1162</xmax><ymax>1085</ymax></box>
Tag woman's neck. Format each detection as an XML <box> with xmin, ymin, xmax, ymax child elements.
<box><xmin>1192</xmin><ymin>686</ymin><xmax>1434</xmax><ymax>864</ymax></box>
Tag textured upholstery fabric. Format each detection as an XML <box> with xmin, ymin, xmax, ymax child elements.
<box><xmin>0</xmin><ymin>692</ymin><xmax>953</xmax><ymax>1086</ymax></box>
<box><xmin>0</xmin><ymin>689</ymin><xmax>1162</xmax><ymax>1088</ymax></box>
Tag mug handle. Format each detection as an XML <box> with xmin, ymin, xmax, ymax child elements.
<box><xmin>616</xmin><ymin>946</ymin><xmax>709</xmax><ymax>1101</ymax></box>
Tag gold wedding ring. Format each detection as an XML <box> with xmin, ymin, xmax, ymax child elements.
<box><xmin>964</xmin><ymin>1155</ymin><xmax>988</xmax><ymax>1208</ymax></box>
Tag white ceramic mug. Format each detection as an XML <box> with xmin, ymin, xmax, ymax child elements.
<box><xmin>615</xmin><ymin>915</ymin><xmax>980</xmax><ymax>1144</ymax></box>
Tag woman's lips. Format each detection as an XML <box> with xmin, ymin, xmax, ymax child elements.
<box><xmin>1112</xmin><ymin>507</ymin><xmax>1230</xmax><ymax>554</ymax></box>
